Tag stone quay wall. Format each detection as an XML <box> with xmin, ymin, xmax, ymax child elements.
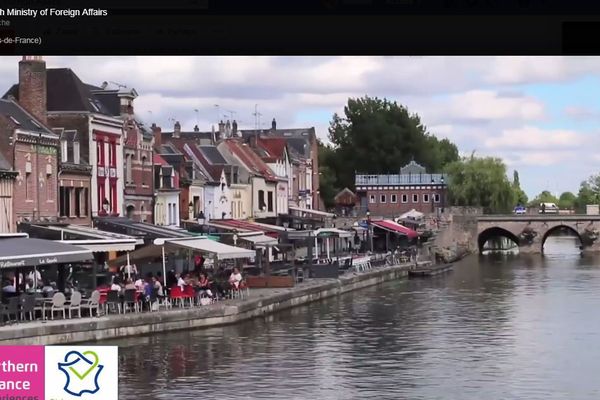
<box><xmin>0</xmin><ymin>263</ymin><xmax>411</xmax><ymax>345</ymax></box>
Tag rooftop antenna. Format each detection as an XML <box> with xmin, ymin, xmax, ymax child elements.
<box><xmin>253</xmin><ymin>104</ymin><xmax>262</xmax><ymax>131</ymax></box>
<box><xmin>214</xmin><ymin>104</ymin><xmax>220</xmax><ymax>124</ymax></box>
<box><xmin>109</xmin><ymin>81</ymin><xmax>127</xmax><ymax>90</ymax></box>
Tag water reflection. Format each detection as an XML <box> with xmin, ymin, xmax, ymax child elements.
<box><xmin>110</xmin><ymin>238</ymin><xmax>600</xmax><ymax>400</ymax></box>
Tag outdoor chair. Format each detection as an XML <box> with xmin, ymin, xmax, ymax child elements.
<box><xmin>169</xmin><ymin>286</ymin><xmax>186</xmax><ymax>308</ymax></box>
<box><xmin>105</xmin><ymin>290</ymin><xmax>122</xmax><ymax>314</ymax></box>
<box><xmin>65</xmin><ymin>291</ymin><xmax>82</xmax><ymax>318</ymax></box>
<box><xmin>123</xmin><ymin>289</ymin><xmax>139</xmax><ymax>313</ymax></box>
<box><xmin>3</xmin><ymin>297</ymin><xmax>20</xmax><ymax>323</ymax></box>
<box><xmin>81</xmin><ymin>290</ymin><xmax>101</xmax><ymax>317</ymax></box>
<box><xmin>47</xmin><ymin>292</ymin><xmax>66</xmax><ymax>320</ymax></box>
<box><xmin>19</xmin><ymin>294</ymin><xmax>36</xmax><ymax>321</ymax></box>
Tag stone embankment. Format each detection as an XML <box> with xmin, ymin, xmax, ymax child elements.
<box><xmin>0</xmin><ymin>263</ymin><xmax>412</xmax><ymax>345</ymax></box>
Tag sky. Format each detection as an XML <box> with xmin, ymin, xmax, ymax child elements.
<box><xmin>0</xmin><ymin>55</ymin><xmax>598</xmax><ymax>198</ymax></box>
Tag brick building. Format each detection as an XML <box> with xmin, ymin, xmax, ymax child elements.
<box><xmin>0</xmin><ymin>153</ymin><xmax>17</xmax><ymax>232</ymax></box>
<box><xmin>355</xmin><ymin>161</ymin><xmax>448</xmax><ymax>216</ymax></box>
<box><xmin>0</xmin><ymin>97</ymin><xmax>59</xmax><ymax>226</ymax></box>
<box><xmin>91</xmin><ymin>86</ymin><xmax>154</xmax><ymax>222</ymax></box>
<box><xmin>5</xmin><ymin>62</ymin><xmax>126</xmax><ymax>219</ymax></box>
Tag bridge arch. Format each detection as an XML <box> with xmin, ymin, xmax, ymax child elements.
<box><xmin>478</xmin><ymin>227</ymin><xmax>520</xmax><ymax>253</ymax></box>
<box><xmin>541</xmin><ymin>224</ymin><xmax>582</xmax><ymax>253</ymax></box>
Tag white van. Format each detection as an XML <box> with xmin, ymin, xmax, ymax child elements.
<box><xmin>539</xmin><ymin>203</ymin><xmax>559</xmax><ymax>214</ymax></box>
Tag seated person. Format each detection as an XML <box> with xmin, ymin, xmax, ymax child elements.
<box><xmin>2</xmin><ymin>280</ymin><xmax>16</xmax><ymax>294</ymax></box>
<box><xmin>228</xmin><ymin>267</ymin><xmax>243</xmax><ymax>289</ymax></box>
<box><xmin>110</xmin><ymin>277</ymin><xmax>122</xmax><ymax>293</ymax></box>
<box><xmin>152</xmin><ymin>276</ymin><xmax>165</xmax><ymax>298</ymax></box>
<box><xmin>134</xmin><ymin>277</ymin><xmax>144</xmax><ymax>291</ymax></box>
<box><xmin>41</xmin><ymin>281</ymin><xmax>54</xmax><ymax>297</ymax></box>
<box><xmin>176</xmin><ymin>273</ymin><xmax>186</xmax><ymax>291</ymax></box>
<box><xmin>124</xmin><ymin>278</ymin><xmax>136</xmax><ymax>290</ymax></box>
<box><xmin>198</xmin><ymin>272</ymin><xmax>213</xmax><ymax>298</ymax></box>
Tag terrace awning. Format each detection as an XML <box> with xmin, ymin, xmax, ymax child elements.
<box><xmin>238</xmin><ymin>234</ymin><xmax>278</xmax><ymax>245</ymax></box>
<box><xmin>313</xmin><ymin>228</ymin><xmax>352</xmax><ymax>238</ymax></box>
<box><xmin>371</xmin><ymin>220</ymin><xmax>418</xmax><ymax>239</ymax></box>
<box><xmin>289</xmin><ymin>206</ymin><xmax>335</xmax><ymax>218</ymax></box>
<box><xmin>57</xmin><ymin>239</ymin><xmax>138</xmax><ymax>253</ymax></box>
<box><xmin>154</xmin><ymin>237</ymin><xmax>255</xmax><ymax>260</ymax></box>
<box><xmin>0</xmin><ymin>237</ymin><xmax>93</xmax><ymax>269</ymax></box>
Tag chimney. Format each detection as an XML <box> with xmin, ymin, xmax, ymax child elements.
<box><xmin>194</xmin><ymin>125</ymin><xmax>200</xmax><ymax>132</ymax></box>
<box><xmin>152</xmin><ymin>123</ymin><xmax>162</xmax><ymax>149</ymax></box>
<box><xmin>218</xmin><ymin>120</ymin><xmax>225</xmax><ymax>134</ymax></box>
<box><xmin>271</xmin><ymin>118</ymin><xmax>277</xmax><ymax>130</ymax></box>
<box><xmin>225</xmin><ymin>120</ymin><xmax>231</xmax><ymax>137</ymax></box>
<box><xmin>211</xmin><ymin>125</ymin><xmax>219</xmax><ymax>144</ymax></box>
<box><xmin>232</xmin><ymin>120</ymin><xmax>238</xmax><ymax>135</ymax></box>
<box><xmin>18</xmin><ymin>56</ymin><xmax>47</xmax><ymax>125</ymax></box>
<box><xmin>249</xmin><ymin>133</ymin><xmax>258</xmax><ymax>149</ymax></box>
<box><xmin>117</xmin><ymin>89</ymin><xmax>137</xmax><ymax>118</ymax></box>
<box><xmin>173</xmin><ymin>121</ymin><xmax>181</xmax><ymax>138</ymax></box>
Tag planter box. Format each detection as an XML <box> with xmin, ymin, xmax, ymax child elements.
<box><xmin>246</xmin><ymin>275</ymin><xmax>295</xmax><ymax>288</ymax></box>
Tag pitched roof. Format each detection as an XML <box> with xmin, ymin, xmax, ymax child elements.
<box><xmin>0</xmin><ymin>98</ymin><xmax>55</xmax><ymax>134</ymax></box>
<box><xmin>153</xmin><ymin>153</ymin><xmax>169</xmax><ymax>166</ymax></box>
<box><xmin>256</xmin><ymin>137</ymin><xmax>287</xmax><ymax>162</ymax></box>
<box><xmin>184</xmin><ymin>144</ymin><xmax>226</xmax><ymax>182</ymax></box>
<box><xmin>4</xmin><ymin>68</ymin><xmax>113</xmax><ymax>115</ymax></box>
<box><xmin>223</xmin><ymin>139</ymin><xmax>277</xmax><ymax>182</ymax></box>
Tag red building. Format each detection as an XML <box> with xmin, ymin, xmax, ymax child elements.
<box><xmin>355</xmin><ymin>161</ymin><xmax>448</xmax><ymax>216</ymax></box>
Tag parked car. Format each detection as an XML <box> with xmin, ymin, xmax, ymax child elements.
<box><xmin>513</xmin><ymin>205</ymin><xmax>527</xmax><ymax>215</ymax></box>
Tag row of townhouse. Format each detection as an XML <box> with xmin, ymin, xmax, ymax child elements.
<box><xmin>0</xmin><ymin>56</ymin><xmax>320</xmax><ymax>232</ymax></box>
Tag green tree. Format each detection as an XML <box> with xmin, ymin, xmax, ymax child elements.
<box><xmin>557</xmin><ymin>191</ymin><xmax>577</xmax><ymax>210</ymax></box>
<box><xmin>512</xmin><ymin>170</ymin><xmax>528</xmax><ymax>205</ymax></box>
<box><xmin>528</xmin><ymin>190</ymin><xmax>559</xmax><ymax>207</ymax></box>
<box><xmin>326</xmin><ymin>96</ymin><xmax>459</xmax><ymax>191</ymax></box>
<box><xmin>444</xmin><ymin>155</ymin><xmax>516</xmax><ymax>214</ymax></box>
<box><xmin>317</xmin><ymin>140</ymin><xmax>339</xmax><ymax>209</ymax></box>
<box><xmin>575</xmin><ymin>176</ymin><xmax>600</xmax><ymax>212</ymax></box>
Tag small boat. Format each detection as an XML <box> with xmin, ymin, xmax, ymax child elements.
<box><xmin>408</xmin><ymin>263</ymin><xmax>453</xmax><ymax>278</ymax></box>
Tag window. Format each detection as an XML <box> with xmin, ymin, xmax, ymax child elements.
<box><xmin>25</xmin><ymin>172</ymin><xmax>31</xmax><ymax>200</ymax></box>
<box><xmin>67</xmin><ymin>141</ymin><xmax>74</xmax><ymax>163</ymax></box>
<box><xmin>110</xmin><ymin>142</ymin><xmax>117</xmax><ymax>167</ymax></box>
<box><xmin>401</xmin><ymin>194</ymin><xmax>408</xmax><ymax>203</ymax></box>
<box><xmin>369</xmin><ymin>195</ymin><xmax>376</xmax><ymax>204</ymax></box>
<box><xmin>267</xmin><ymin>191</ymin><xmax>274</xmax><ymax>212</ymax></box>
<box><xmin>74</xmin><ymin>142</ymin><xmax>80</xmax><ymax>164</ymax></box>
<box><xmin>82</xmin><ymin>188</ymin><xmax>88</xmax><ymax>216</ymax></box>
<box><xmin>59</xmin><ymin>187</ymin><xmax>67</xmax><ymax>216</ymax></box>
<box><xmin>423</xmin><ymin>194</ymin><xmax>430</xmax><ymax>203</ymax></box>
<box><xmin>61</xmin><ymin>140</ymin><xmax>68</xmax><ymax>163</ymax></box>
<box><xmin>46</xmin><ymin>174</ymin><xmax>52</xmax><ymax>201</ymax></box>
<box><xmin>412</xmin><ymin>194</ymin><xmax>418</xmax><ymax>203</ymax></box>
<box><xmin>141</xmin><ymin>156</ymin><xmax>147</xmax><ymax>185</ymax></box>
<box><xmin>258</xmin><ymin>190</ymin><xmax>265</xmax><ymax>210</ymax></box>
<box><xmin>391</xmin><ymin>194</ymin><xmax>397</xmax><ymax>203</ymax></box>
<box><xmin>75</xmin><ymin>188</ymin><xmax>82</xmax><ymax>217</ymax></box>
<box><xmin>380</xmin><ymin>194</ymin><xmax>386</xmax><ymax>203</ymax></box>
<box><xmin>126</xmin><ymin>154</ymin><xmax>133</xmax><ymax>184</ymax></box>
<box><xmin>434</xmin><ymin>193</ymin><xmax>441</xmax><ymax>203</ymax></box>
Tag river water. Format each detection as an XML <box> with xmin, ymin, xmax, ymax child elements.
<box><xmin>112</xmin><ymin>237</ymin><xmax>600</xmax><ymax>400</ymax></box>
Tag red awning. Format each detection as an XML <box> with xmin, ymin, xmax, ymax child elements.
<box><xmin>371</xmin><ymin>219</ymin><xmax>418</xmax><ymax>239</ymax></box>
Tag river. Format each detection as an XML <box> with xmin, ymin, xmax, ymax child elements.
<box><xmin>112</xmin><ymin>236</ymin><xmax>600</xmax><ymax>399</ymax></box>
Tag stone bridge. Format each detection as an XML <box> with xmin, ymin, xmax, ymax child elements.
<box><xmin>476</xmin><ymin>215</ymin><xmax>600</xmax><ymax>254</ymax></box>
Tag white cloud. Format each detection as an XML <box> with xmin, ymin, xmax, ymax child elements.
<box><xmin>484</xmin><ymin>126</ymin><xmax>585</xmax><ymax>150</ymax></box>
<box><xmin>503</xmin><ymin>151</ymin><xmax>577</xmax><ymax>167</ymax></box>
<box><xmin>446</xmin><ymin>90</ymin><xmax>545</xmax><ymax>122</ymax></box>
